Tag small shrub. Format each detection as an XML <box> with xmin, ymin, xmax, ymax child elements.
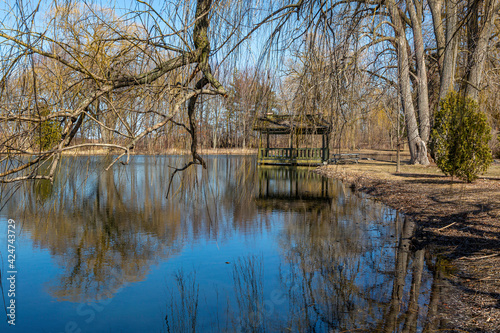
<box><xmin>430</xmin><ymin>92</ymin><xmax>493</xmax><ymax>182</ymax></box>
<box><xmin>37</xmin><ymin>107</ymin><xmax>61</xmax><ymax>151</ymax></box>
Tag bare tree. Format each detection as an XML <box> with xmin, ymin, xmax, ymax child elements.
<box><xmin>0</xmin><ymin>0</ymin><xmax>229</xmax><ymax>183</ymax></box>
<box><xmin>270</xmin><ymin>0</ymin><xmax>499</xmax><ymax>164</ymax></box>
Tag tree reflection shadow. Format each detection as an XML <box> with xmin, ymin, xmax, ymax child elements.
<box><xmin>164</xmin><ymin>214</ymin><xmax>445</xmax><ymax>332</ymax></box>
<box><xmin>165</xmin><ymin>270</ymin><xmax>200</xmax><ymax>333</ymax></box>
<box><xmin>232</xmin><ymin>255</ymin><xmax>265</xmax><ymax>332</ymax></box>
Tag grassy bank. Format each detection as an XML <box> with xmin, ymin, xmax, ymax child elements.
<box><xmin>315</xmin><ymin>160</ymin><xmax>500</xmax><ymax>332</ymax></box>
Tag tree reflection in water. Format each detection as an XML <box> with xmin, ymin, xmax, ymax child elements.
<box><xmin>165</xmin><ymin>270</ymin><xmax>200</xmax><ymax>333</ymax></box>
<box><xmin>0</xmin><ymin>157</ymin><xmax>445</xmax><ymax>332</ymax></box>
<box><xmin>163</xmin><ymin>165</ymin><xmax>444</xmax><ymax>332</ymax></box>
<box><xmin>232</xmin><ymin>255</ymin><xmax>265</xmax><ymax>332</ymax></box>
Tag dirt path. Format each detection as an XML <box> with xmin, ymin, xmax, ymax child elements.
<box><xmin>315</xmin><ymin>160</ymin><xmax>500</xmax><ymax>332</ymax></box>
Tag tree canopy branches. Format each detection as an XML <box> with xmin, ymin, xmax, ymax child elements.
<box><xmin>0</xmin><ymin>0</ymin><xmax>231</xmax><ymax>183</ymax></box>
<box><xmin>1</xmin><ymin>0</ymin><xmax>499</xmax><ymax>184</ymax></box>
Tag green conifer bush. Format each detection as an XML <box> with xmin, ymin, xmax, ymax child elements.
<box><xmin>430</xmin><ymin>92</ymin><xmax>493</xmax><ymax>182</ymax></box>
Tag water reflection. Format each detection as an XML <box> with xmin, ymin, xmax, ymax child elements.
<box><xmin>0</xmin><ymin>156</ymin><xmax>442</xmax><ymax>332</ymax></box>
<box><xmin>162</xmin><ymin>164</ymin><xmax>440</xmax><ymax>332</ymax></box>
<box><xmin>2</xmin><ymin>157</ymin><xmax>265</xmax><ymax>301</ymax></box>
<box><xmin>163</xmin><ymin>216</ymin><xmax>438</xmax><ymax>333</ymax></box>
<box><xmin>10</xmin><ymin>159</ymin><xmax>184</xmax><ymax>302</ymax></box>
<box><xmin>256</xmin><ymin>167</ymin><xmax>332</xmax><ymax>213</ymax></box>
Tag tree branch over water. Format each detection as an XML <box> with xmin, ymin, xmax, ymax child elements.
<box><xmin>0</xmin><ymin>0</ymin><xmax>231</xmax><ymax>183</ymax></box>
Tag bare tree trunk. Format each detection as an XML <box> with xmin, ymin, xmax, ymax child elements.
<box><xmin>213</xmin><ymin>109</ymin><xmax>218</xmax><ymax>149</ymax></box>
<box><xmin>408</xmin><ymin>0</ymin><xmax>430</xmax><ymax>142</ymax></box>
<box><xmin>465</xmin><ymin>0</ymin><xmax>500</xmax><ymax>100</ymax></box>
<box><xmin>428</xmin><ymin>0</ymin><xmax>445</xmax><ymax>70</ymax></box>
<box><xmin>387</xmin><ymin>0</ymin><xmax>429</xmax><ymax>165</ymax></box>
<box><xmin>438</xmin><ymin>0</ymin><xmax>459</xmax><ymax>101</ymax></box>
<box><xmin>242</xmin><ymin>118</ymin><xmax>246</xmax><ymax>149</ymax></box>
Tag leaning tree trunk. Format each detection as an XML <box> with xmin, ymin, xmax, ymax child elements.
<box><xmin>387</xmin><ymin>0</ymin><xmax>429</xmax><ymax>165</ymax></box>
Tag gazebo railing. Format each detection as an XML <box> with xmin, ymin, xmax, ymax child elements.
<box><xmin>258</xmin><ymin>148</ymin><xmax>328</xmax><ymax>163</ymax></box>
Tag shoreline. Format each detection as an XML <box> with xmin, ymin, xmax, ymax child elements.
<box><xmin>315</xmin><ymin>161</ymin><xmax>500</xmax><ymax>332</ymax></box>
<box><xmin>1</xmin><ymin>148</ymin><xmax>259</xmax><ymax>156</ymax></box>
<box><xmin>59</xmin><ymin>147</ymin><xmax>259</xmax><ymax>156</ymax></box>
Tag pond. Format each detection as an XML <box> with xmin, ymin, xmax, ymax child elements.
<box><xmin>0</xmin><ymin>155</ymin><xmax>442</xmax><ymax>332</ymax></box>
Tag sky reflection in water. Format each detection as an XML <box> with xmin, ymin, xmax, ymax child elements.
<box><xmin>0</xmin><ymin>155</ymin><xmax>440</xmax><ymax>332</ymax></box>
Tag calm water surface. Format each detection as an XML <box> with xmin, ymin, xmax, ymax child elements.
<box><xmin>0</xmin><ymin>155</ymin><xmax>441</xmax><ymax>332</ymax></box>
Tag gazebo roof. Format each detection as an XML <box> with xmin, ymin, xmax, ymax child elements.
<box><xmin>253</xmin><ymin>114</ymin><xmax>331</xmax><ymax>135</ymax></box>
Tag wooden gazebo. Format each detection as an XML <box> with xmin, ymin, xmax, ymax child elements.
<box><xmin>253</xmin><ymin>114</ymin><xmax>332</xmax><ymax>165</ymax></box>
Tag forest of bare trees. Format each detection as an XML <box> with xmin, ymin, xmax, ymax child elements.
<box><xmin>1</xmin><ymin>0</ymin><xmax>499</xmax><ymax>182</ymax></box>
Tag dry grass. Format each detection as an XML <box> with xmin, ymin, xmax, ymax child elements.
<box><xmin>58</xmin><ymin>147</ymin><xmax>258</xmax><ymax>156</ymax></box>
<box><xmin>330</xmin><ymin>158</ymin><xmax>500</xmax><ymax>179</ymax></box>
<box><xmin>316</xmin><ymin>159</ymin><xmax>500</xmax><ymax>332</ymax></box>
<box><xmin>61</xmin><ymin>148</ymin><xmax>118</xmax><ymax>155</ymax></box>
<box><xmin>197</xmin><ymin>148</ymin><xmax>257</xmax><ymax>155</ymax></box>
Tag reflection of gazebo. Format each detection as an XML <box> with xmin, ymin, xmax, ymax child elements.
<box><xmin>253</xmin><ymin>114</ymin><xmax>331</xmax><ymax>165</ymax></box>
<box><xmin>256</xmin><ymin>166</ymin><xmax>332</xmax><ymax>211</ymax></box>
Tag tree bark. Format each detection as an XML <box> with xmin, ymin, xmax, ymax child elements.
<box><xmin>438</xmin><ymin>0</ymin><xmax>459</xmax><ymax>101</ymax></box>
<box><xmin>428</xmin><ymin>0</ymin><xmax>445</xmax><ymax>70</ymax></box>
<box><xmin>408</xmin><ymin>0</ymin><xmax>430</xmax><ymax>142</ymax></box>
<box><xmin>465</xmin><ymin>0</ymin><xmax>500</xmax><ymax>100</ymax></box>
<box><xmin>387</xmin><ymin>0</ymin><xmax>429</xmax><ymax>165</ymax></box>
